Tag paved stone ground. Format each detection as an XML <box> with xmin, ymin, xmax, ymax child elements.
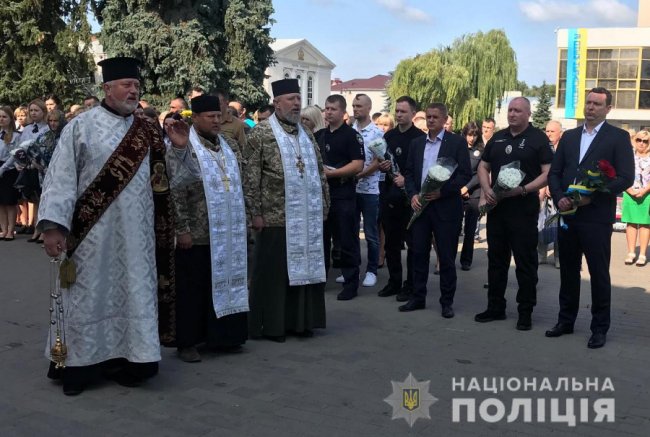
<box><xmin>1</xmin><ymin>228</ymin><xmax>649</xmax><ymax>436</ymax></box>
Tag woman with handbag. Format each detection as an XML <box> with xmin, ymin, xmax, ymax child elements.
<box><xmin>0</xmin><ymin>106</ymin><xmax>22</xmax><ymax>241</ymax></box>
<box><xmin>622</xmin><ymin>130</ymin><xmax>650</xmax><ymax>266</ymax></box>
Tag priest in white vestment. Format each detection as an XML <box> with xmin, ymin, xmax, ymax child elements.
<box><xmin>38</xmin><ymin>57</ymin><xmax>178</xmax><ymax>395</ymax></box>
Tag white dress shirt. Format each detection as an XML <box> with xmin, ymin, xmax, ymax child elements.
<box><xmin>579</xmin><ymin>120</ymin><xmax>605</xmax><ymax>163</ymax></box>
<box><xmin>421</xmin><ymin>130</ymin><xmax>445</xmax><ymax>185</ymax></box>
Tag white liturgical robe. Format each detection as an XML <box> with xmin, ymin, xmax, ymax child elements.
<box><xmin>38</xmin><ymin>106</ymin><xmax>160</xmax><ymax>366</ymax></box>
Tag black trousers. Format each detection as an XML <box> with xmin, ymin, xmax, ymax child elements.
<box><xmin>557</xmin><ymin>221</ymin><xmax>612</xmax><ymax>334</ymax></box>
<box><xmin>324</xmin><ymin>196</ymin><xmax>360</xmax><ymax>293</ymax></box>
<box><xmin>175</xmin><ymin>245</ymin><xmax>248</xmax><ymax>349</ymax></box>
<box><xmin>381</xmin><ymin>195</ymin><xmax>413</xmax><ymax>288</ymax></box>
<box><xmin>460</xmin><ymin>197</ymin><xmax>480</xmax><ymax>266</ymax></box>
<box><xmin>410</xmin><ymin>204</ymin><xmax>462</xmax><ymax>306</ymax></box>
<box><xmin>486</xmin><ymin>198</ymin><xmax>539</xmax><ymax>314</ymax></box>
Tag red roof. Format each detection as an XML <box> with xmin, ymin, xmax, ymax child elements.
<box><xmin>331</xmin><ymin>74</ymin><xmax>390</xmax><ymax>92</ymax></box>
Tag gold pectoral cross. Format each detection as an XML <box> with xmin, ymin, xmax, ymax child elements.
<box><xmin>222</xmin><ymin>175</ymin><xmax>230</xmax><ymax>191</ymax></box>
<box><xmin>296</xmin><ymin>156</ymin><xmax>305</xmax><ymax>177</ymax></box>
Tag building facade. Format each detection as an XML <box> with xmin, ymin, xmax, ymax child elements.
<box><xmin>555</xmin><ymin>1</ymin><xmax>650</xmax><ymax>131</ymax></box>
<box><xmin>330</xmin><ymin>75</ymin><xmax>391</xmax><ymax>116</ymax></box>
<box><xmin>264</xmin><ymin>39</ymin><xmax>336</xmax><ymax>108</ymax></box>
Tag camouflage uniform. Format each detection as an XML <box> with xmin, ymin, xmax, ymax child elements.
<box><xmin>168</xmin><ymin>132</ymin><xmax>248</xmax><ymax>350</ymax></box>
<box><xmin>171</xmin><ymin>134</ymin><xmax>242</xmax><ymax>244</ymax></box>
<box><xmin>220</xmin><ymin>114</ymin><xmax>247</xmax><ymax>153</ymax></box>
<box><xmin>243</xmin><ymin>118</ymin><xmax>330</xmax><ymax>225</ymax></box>
<box><xmin>243</xmin><ymin>116</ymin><xmax>330</xmax><ymax>339</ymax></box>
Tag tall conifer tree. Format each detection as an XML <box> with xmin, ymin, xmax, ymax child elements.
<box><xmin>0</xmin><ymin>0</ymin><xmax>94</xmax><ymax>107</ymax></box>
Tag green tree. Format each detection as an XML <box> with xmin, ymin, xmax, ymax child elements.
<box><xmin>94</xmin><ymin>0</ymin><xmax>274</xmax><ymax>109</ymax></box>
<box><xmin>532</xmin><ymin>81</ymin><xmax>552</xmax><ymax>129</ymax></box>
<box><xmin>387</xmin><ymin>30</ymin><xmax>517</xmax><ymax>128</ymax></box>
<box><xmin>0</xmin><ymin>0</ymin><xmax>94</xmax><ymax>107</ymax></box>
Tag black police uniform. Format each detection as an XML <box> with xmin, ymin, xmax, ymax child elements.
<box><xmin>480</xmin><ymin>123</ymin><xmax>554</xmax><ymax>317</ymax></box>
<box><xmin>379</xmin><ymin>125</ymin><xmax>425</xmax><ymax>296</ymax></box>
<box><xmin>319</xmin><ymin>123</ymin><xmax>365</xmax><ymax>299</ymax></box>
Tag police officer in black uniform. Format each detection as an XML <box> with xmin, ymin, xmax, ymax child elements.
<box><xmin>319</xmin><ymin>95</ymin><xmax>365</xmax><ymax>300</ymax></box>
<box><xmin>377</xmin><ymin>96</ymin><xmax>425</xmax><ymax>300</ymax></box>
<box><xmin>474</xmin><ymin>97</ymin><xmax>553</xmax><ymax>330</ymax></box>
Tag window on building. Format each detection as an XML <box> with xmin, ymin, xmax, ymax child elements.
<box><xmin>558</xmin><ymin>47</ymin><xmax>650</xmax><ymax>110</ymax></box>
<box><xmin>307</xmin><ymin>75</ymin><xmax>314</xmax><ymax>106</ymax></box>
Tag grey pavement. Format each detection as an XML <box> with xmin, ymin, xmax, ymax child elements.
<box><xmin>1</xmin><ymin>228</ymin><xmax>649</xmax><ymax>436</ymax></box>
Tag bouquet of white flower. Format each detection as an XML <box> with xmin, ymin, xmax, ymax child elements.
<box><xmin>478</xmin><ymin>161</ymin><xmax>526</xmax><ymax>217</ymax></box>
<box><xmin>367</xmin><ymin>137</ymin><xmax>407</xmax><ymax>198</ymax></box>
<box><xmin>406</xmin><ymin>157</ymin><xmax>457</xmax><ymax>229</ymax></box>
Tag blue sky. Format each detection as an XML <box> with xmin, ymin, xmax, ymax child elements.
<box><xmin>270</xmin><ymin>0</ymin><xmax>639</xmax><ymax>85</ymax></box>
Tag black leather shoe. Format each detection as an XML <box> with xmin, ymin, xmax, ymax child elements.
<box><xmin>587</xmin><ymin>332</ymin><xmax>606</xmax><ymax>349</ymax></box>
<box><xmin>460</xmin><ymin>264</ymin><xmax>471</xmax><ymax>271</ymax></box>
<box><xmin>474</xmin><ymin>310</ymin><xmax>506</xmax><ymax>323</ymax></box>
<box><xmin>441</xmin><ymin>305</ymin><xmax>454</xmax><ymax>318</ymax></box>
<box><xmin>63</xmin><ymin>382</ymin><xmax>85</xmax><ymax>396</ymax></box>
<box><xmin>337</xmin><ymin>291</ymin><xmax>357</xmax><ymax>301</ymax></box>
<box><xmin>263</xmin><ymin>334</ymin><xmax>286</xmax><ymax>343</ymax></box>
<box><xmin>396</xmin><ymin>285</ymin><xmax>412</xmax><ymax>302</ymax></box>
<box><xmin>516</xmin><ymin>313</ymin><xmax>532</xmax><ymax>331</ymax></box>
<box><xmin>545</xmin><ymin>323</ymin><xmax>574</xmax><ymax>337</ymax></box>
<box><xmin>398</xmin><ymin>300</ymin><xmax>425</xmax><ymax>312</ymax></box>
<box><xmin>377</xmin><ymin>283</ymin><xmax>399</xmax><ymax>297</ymax></box>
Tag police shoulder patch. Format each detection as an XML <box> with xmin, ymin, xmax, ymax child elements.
<box><xmin>356</xmin><ymin>133</ymin><xmax>364</xmax><ymax>145</ymax></box>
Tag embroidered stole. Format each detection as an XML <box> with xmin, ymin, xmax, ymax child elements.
<box><xmin>189</xmin><ymin>128</ymin><xmax>249</xmax><ymax>318</ymax></box>
<box><xmin>66</xmin><ymin>116</ymin><xmax>176</xmax><ymax>346</ymax></box>
<box><xmin>268</xmin><ymin>114</ymin><xmax>326</xmax><ymax>286</ymax></box>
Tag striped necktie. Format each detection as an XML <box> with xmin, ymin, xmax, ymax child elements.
<box><xmin>32</xmin><ymin>124</ymin><xmax>39</xmax><ymax>133</ymax></box>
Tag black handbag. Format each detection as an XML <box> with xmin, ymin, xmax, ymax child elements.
<box><xmin>14</xmin><ymin>167</ymin><xmax>41</xmax><ymax>201</ymax></box>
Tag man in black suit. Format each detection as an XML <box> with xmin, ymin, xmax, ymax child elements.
<box><xmin>545</xmin><ymin>87</ymin><xmax>634</xmax><ymax>349</ymax></box>
<box><xmin>402</xmin><ymin>103</ymin><xmax>471</xmax><ymax>317</ymax></box>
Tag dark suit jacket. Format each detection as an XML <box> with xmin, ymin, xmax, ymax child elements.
<box><xmin>549</xmin><ymin>121</ymin><xmax>635</xmax><ymax>224</ymax></box>
<box><xmin>405</xmin><ymin>130</ymin><xmax>472</xmax><ymax>222</ymax></box>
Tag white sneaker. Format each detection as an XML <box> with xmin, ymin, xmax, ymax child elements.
<box><xmin>362</xmin><ymin>272</ymin><xmax>377</xmax><ymax>287</ymax></box>
<box><xmin>335</xmin><ymin>274</ymin><xmax>345</xmax><ymax>283</ymax></box>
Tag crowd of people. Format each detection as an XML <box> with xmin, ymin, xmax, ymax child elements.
<box><xmin>0</xmin><ymin>56</ymin><xmax>646</xmax><ymax>397</ymax></box>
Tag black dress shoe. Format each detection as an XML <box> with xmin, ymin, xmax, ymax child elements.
<box><xmin>63</xmin><ymin>382</ymin><xmax>85</xmax><ymax>396</ymax></box>
<box><xmin>545</xmin><ymin>323</ymin><xmax>574</xmax><ymax>337</ymax></box>
<box><xmin>474</xmin><ymin>310</ymin><xmax>506</xmax><ymax>323</ymax></box>
<box><xmin>290</xmin><ymin>329</ymin><xmax>314</xmax><ymax>338</ymax></box>
<box><xmin>337</xmin><ymin>291</ymin><xmax>357</xmax><ymax>301</ymax></box>
<box><xmin>378</xmin><ymin>283</ymin><xmax>399</xmax><ymax>297</ymax></box>
<box><xmin>398</xmin><ymin>300</ymin><xmax>425</xmax><ymax>312</ymax></box>
<box><xmin>396</xmin><ymin>285</ymin><xmax>413</xmax><ymax>302</ymax></box>
<box><xmin>587</xmin><ymin>332</ymin><xmax>606</xmax><ymax>349</ymax></box>
<box><xmin>460</xmin><ymin>264</ymin><xmax>471</xmax><ymax>271</ymax></box>
<box><xmin>263</xmin><ymin>334</ymin><xmax>286</xmax><ymax>343</ymax></box>
<box><xmin>516</xmin><ymin>313</ymin><xmax>532</xmax><ymax>331</ymax></box>
<box><xmin>441</xmin><ymin>305</ymin><xmax>454</xmax><ymax>318</ymax></box>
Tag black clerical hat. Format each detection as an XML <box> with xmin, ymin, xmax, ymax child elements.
<box><xmin>271</xmin><ymin>79</ymin><xmax>300</xmax><ymax>97</ymax></box>
<box><xmin>191</xmin><ymin>95</ymin><xmax>220</xmax><ymax>113</ymax></box>
<box><xmin>97</xmin><ymin>57</ymin><xmax>141</xmax><ymax>82</ymax></box>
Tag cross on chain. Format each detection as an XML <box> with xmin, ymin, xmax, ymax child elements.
<box><xmin>296</xmin><ymin>156</ymin><xmax>305</xmax><ymax>177</ymax></box>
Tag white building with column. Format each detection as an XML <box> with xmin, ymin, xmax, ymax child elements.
<box><xmin>264</xmin><ymin>39</ymin><xmax>336</xmax><ymax>108</ymax></box>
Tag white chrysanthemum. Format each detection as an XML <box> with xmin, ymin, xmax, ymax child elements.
<box><xmin>497</xmin><ymin>167</ymin><xmax>524</xmax><ymax>189</ymax></box>
<box><xmin>428</xmin><ymin>165</ymin><xmax>452</xmax><ymax>181</ymax></box>
<box><xmin>367</xmin><ymin>138</ymin><xmax>387</xmax><ymax>158</ymax></box>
